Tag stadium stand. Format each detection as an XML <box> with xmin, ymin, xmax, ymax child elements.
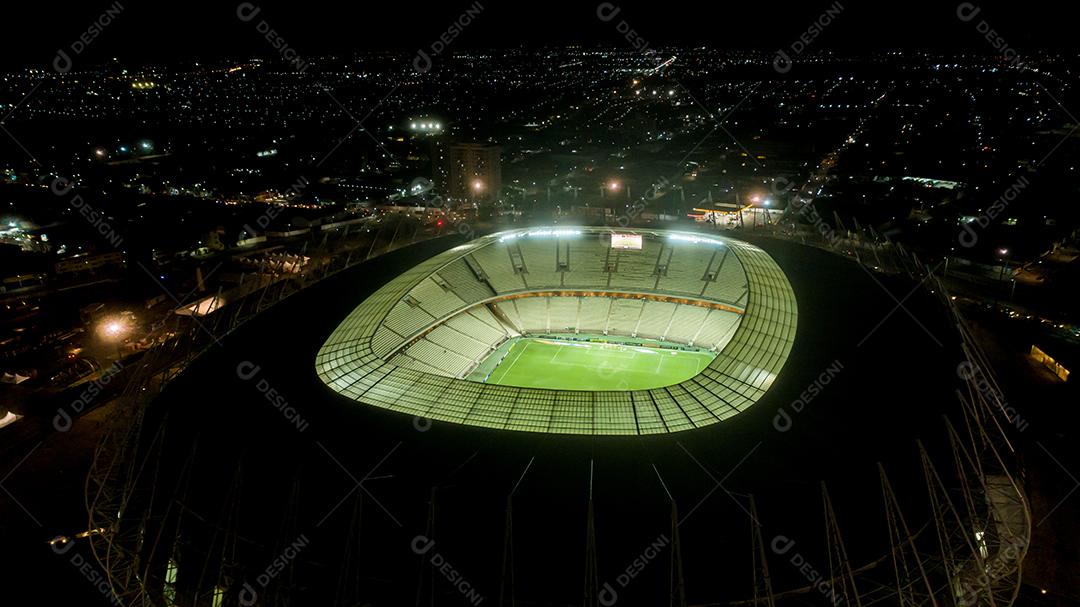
<box><xmin>577</xmin><ymin>297</ymin><xmax>611</xmax><ymax>333</ymax></box>
<box><xmin>434</xmin><ymin>258</ymin><xmax>496</xmax><ymax>303</ymax></box>
<box><xmin>636</xmin><ymin>301</ymin><xmax>676</xmax><ymax>339</ymax></box>
<box><xmin>318</xmin><ymin>228</ymin><xmax>798</xmax><ymax>435</ymax></box>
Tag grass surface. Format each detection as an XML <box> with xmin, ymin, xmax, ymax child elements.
<box><xmin>484</xmin><ymin>337</ymin><xmax>715</xmax><ymax>391</ymax></box>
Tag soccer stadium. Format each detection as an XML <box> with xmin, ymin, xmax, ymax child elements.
<box><xmin>86</xmin><ymin>227</ymin><xmax>1029</xmax><ymax>607</ymax></box>
<box><xmin>316</xmin><ymin>227</ymin><xmax>797</xmax><ymax>434</ymax></box>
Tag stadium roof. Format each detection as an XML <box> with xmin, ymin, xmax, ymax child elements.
<box><xmin>316</xmin><ymin>228</ymin><xmax>797</xmax><ymax>435</ymax></box>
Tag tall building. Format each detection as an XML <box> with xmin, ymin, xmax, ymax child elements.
<box><xmin>448</xmin><ymin>143</ymin><xmax>501</xmax><ymax>203</ymax></box>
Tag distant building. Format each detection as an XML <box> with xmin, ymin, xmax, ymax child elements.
<box><xmin>430</xmin><ymin>138</ymin><xmax>450</xmax><ymax>192</ymax></box>
<box><xmin>1031</xmin><ymin>344</ymin><xmax>1072</xmax><ymax>383</ymax></box>
<box><xmin>448</xmin><ymin>143</ymin><xmax>501</xmax><ymax>203</ymax></box>
<box><xmin>55</xmin><ymin>251</ymin><xmax>126</xmax><ymax>275</ymax></box>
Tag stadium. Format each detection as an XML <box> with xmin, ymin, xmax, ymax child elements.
<box><xmin>86</xmin><ymin>226</ymin><xmax>1029</xmax><ymax>607</ymax></box>
<box><xmin>316</xmin><ymin>227</ymin><xmax>796</xmax><ymax>434</ymax></box>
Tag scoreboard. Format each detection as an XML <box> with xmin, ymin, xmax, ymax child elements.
<box><xmin>610</xmin><ymin>233</ymin><xmax>643</xmax><ymax>250</ymax></box>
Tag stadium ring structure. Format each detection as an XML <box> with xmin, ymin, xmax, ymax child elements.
<box><xmin>86</xmin><ymin>219</ymin><xmax>1031</xmax><ymax>607</ymax></box>
<box><xmin>316</xmin><ymin>227</ymin><xmax>798</xmax><ymax>434</ymax></box>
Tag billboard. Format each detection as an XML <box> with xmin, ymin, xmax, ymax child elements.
<box><xmin>610</xmin><ymin>233</ymin><xmax>643</xmax><ymax>250</ymax></box>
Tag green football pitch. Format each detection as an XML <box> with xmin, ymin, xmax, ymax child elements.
<box><xmin>483</xmin><ymin>338</ymin><xmax>716</xmax><ymax>391</ymax></box>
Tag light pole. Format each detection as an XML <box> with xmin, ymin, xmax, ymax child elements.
<box><xmin>471</xmin><ymin>179</ymin><xmax>484</xmax><ymax>206</ymax></box>
<box><xmin>997</xmin><ymin>248</ymin><xmax>1011</xmax><ymax>281</ymax></box>
<box><xmin>605</xmin><ymin>180</ymin><xmax>620</xmax><ymax>200</ymax></box>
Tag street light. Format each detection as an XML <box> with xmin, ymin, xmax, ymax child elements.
<box><xmin>98</xmin><ymin>317</ymin><xmax>130</xmax><ymax>359</ymax></box>
<box><xmin>997</xmin><ymin>248</ymin><xmax>1011</xmax><ymax>281</ymax></box>
<box><xmin>604</xmin><ymin>180</ymin><xmax>627</xmax><ymax>200</ymax></box>
<box><xmin>102</xmin><ymin>321</ymin><xmax>124</xmax><ymax>338</ymax></box>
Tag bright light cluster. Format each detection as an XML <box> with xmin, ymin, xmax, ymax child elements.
<box><xmin>668</xmin><ymin>233</ymin><xmax>726</xmax><ymax>247</ymax></box>
<box><xmin>499</xmin><ymin>229</ymin><xmax>583</xmax><ymax>242</ymax></box>
<box><xmin>410</xmin><ymin>121</ymin><xmax>442</xmax><ymax>132</ymax></box>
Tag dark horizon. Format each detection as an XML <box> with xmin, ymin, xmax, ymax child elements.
<box><xmin>4</xmin><ymin>1</ymin><xmax>1079</xmax><ymax>69</ymax></box>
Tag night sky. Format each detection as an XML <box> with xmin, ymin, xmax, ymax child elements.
<box><xmin>4</xmin><ymin>1</ymin><xmax>1077</xmax><ymax>67</ymax></box>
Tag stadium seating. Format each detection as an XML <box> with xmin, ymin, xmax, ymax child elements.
<box><xmin>665</xmin><ymin>305</ymin><xmax>709</xmax><ymax>344</ymax></box>
<box><xmin>636</xmin><ymin>301</ymin><xmax>677</xmax><ymax>340</ymax></box>
<box><xmin>563</xmin><ymin>237</ymin><xmax>613</xmax><ymax>288</ymax></box>
<box><xmin>445</xmin><ymin>306</ymin><xmax>510</xmax><ymax>343</ymax></box>
<box><xmin>468</xmin><ymin>244</ymin><xmax>526</xmax><ymax>293</ymax></box>
<box><xmin>577</xmin><ymin>297</ymin><xmax>612</xmax><ymax>333</ymax></box>
<box><xmin>512</xmin><ymin>297</ymin><xmax>548</xmax><ymax>332</ymax></box>
<box><xmin>360</xmin><ymin>232</ymin><xmax>754</xmax><ymax>378</ymax></box>
<box><xmin>607</xmin><ymin>298</ymin><xmax>645</xmax><ymax>335</ymax></box>
<box><xmin>516</xmin><ymin>238</ymin><xmax>562</xmax><ymax>289</ymax></box>
<box><xmin>547</xmin><ymin>297</ymin><xmax>578</xmax><ymax>332</ymax></box>
<box><xmin>412</xmin><ymin>234</ymin><xmax>748</xmax><ymax>307</ymax></box>
<box><xmin>692</xmin><ymin>308</ymin><xmax>742</xmax><ymax>349</ymax></box>
<box><xmin>390</xmin><ymin>306</ymin><xmax>511</xmax><ymax>378</ymax></box>
<box><xmin>399</xmin><ymin>339</ymin><xmax>476</xmax><ymax>378</ymax></box>
<box><xmin>408</xmin><ymin>276</ymin><xmax>468</xmax><ymax>319</ymax></box>
<box><xmin>317</xmin><ymin>228</ymin><xmax>800</xmax><ymax>435</ymax></box>
<box><xmin>435</xmin><ymin>258</ymin><xmax>496</xmax><ymax>304</ymax></box>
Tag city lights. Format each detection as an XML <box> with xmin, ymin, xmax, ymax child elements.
<box><xmin>409</xmin><ymin>120</ymin><xmax>443</xmax><ymax>133</ymax></box>
<box><xmin>0</xmin><ymin>20</ymin><xmax>1070</xmax><ymax>606</ymax></box>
